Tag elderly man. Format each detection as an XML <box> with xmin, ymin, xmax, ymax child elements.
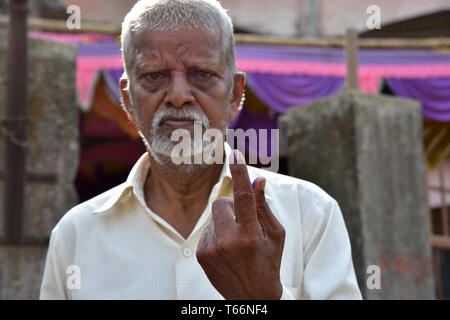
<box><xmin>40</xmin><ymin>0</ymin><xmax>361</xmax><ymax>300</ymax></box>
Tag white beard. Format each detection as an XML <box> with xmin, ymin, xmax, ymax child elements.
<box><xmin>136</xmin><ymin>108</ymin><xmax>215</xmax><ymax>172</ymax></box>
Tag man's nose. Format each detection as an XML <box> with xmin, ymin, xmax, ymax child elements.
<box><xmin>164</xmin><ymin>72</ymin><xmax>195</xmax><ymax>108</ymax></box>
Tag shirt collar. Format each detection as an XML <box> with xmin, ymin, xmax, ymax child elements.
<box><xmin>91</xmin><ymin>152</ymin><xmax>149</xmax><ymax>215</ymax></box>
<box><xmin>92</xmin><ymin>142</ymin><xmax>242</xmax><ymax>216</ymax></box>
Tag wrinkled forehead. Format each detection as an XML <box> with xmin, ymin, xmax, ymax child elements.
<box><xmin>130</xmin><ymin>28</ymin><xmax>225</xmax><ymax>69</ymax></box>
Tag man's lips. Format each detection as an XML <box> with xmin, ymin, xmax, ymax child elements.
<box><xmin>160</xmin><ymin>118</ymin><xmax>195</xmax><ymax>129</ymax></box>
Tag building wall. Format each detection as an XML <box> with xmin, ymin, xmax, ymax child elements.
<box><xmin>57</xmin><ymin>0</ymin><xmax>450</xmax><ymax>37</ymax></box>
<box><xmin>221</xmin><ymin>0</ymin><xmax>303</xmax><ymax>36</ymax></box>
<box><xmin>321</xmin><ymin>0</ymin><xmax>450</xmax><ymax>36</ymax></box>
<box><xmin>59</xmin><ymin>0</ymin><xmax>305</xmax><ymax>36</ymax></box>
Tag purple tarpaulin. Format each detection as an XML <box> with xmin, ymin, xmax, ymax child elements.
<box><xmin>100</xmin><ymin>42</ymin><xmax>450</xmax><ymax>126</ymax></box>
<box><xmin>387</xmin><ymin>78</ymin><xmax>450</xmax><ymax>122</ymax></box>
<box><xmin>78</xmin><ymin>38</ymin><xmax>450</xmax><ymax>123</ymax></box>
<box><xmin>246</xmin><ymin>73</ymin><xmax>344</xmax><ymax>114</ymax></box>
<box><xmin>235</xmin><ymin>44</ymin><xmax>450</xmax><ymax>65</ymax></box>
<box><xmin>78</xmin><ymin>41</ymin><xmax>450</xmax><ymax>119</ymax></box>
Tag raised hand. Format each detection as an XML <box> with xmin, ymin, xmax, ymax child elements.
<box><xmin>196</xmin><ymin>150</ymin><xmax>286</xmax><ymax>300</ymax></box>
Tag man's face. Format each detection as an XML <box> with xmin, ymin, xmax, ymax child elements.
<box><xmin>121</xmin><ymin>28</ymin><xmax>244</xmax><ymax>165</ymax></box>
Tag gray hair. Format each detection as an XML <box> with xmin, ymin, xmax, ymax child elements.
<box><xmin>120</xmin><ymin>0</ymin><xmax>236</xmax><ymax>81</ymax></box>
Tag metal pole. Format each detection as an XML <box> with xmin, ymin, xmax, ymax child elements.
<box><xmin>4</xmin><ymin>0</ymin><xmax>29</xmax><ymax>243</ymax></box>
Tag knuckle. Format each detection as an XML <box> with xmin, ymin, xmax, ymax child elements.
<box><xmin>256</xmin><ymin>202</ymin><xmax>266</xmax><ymax>213</ymax></box>
<box><xmin>234</xmin><ymin>191</ymin><xmax>254</xmax><ymax>202</ymax></box>
<box><xmin>241</xmin><ymin>235</ymin><xmax>262</xmax><ymax>251</ymax></box>
<box><xmin>218</xmin><ymin>238</ymin><xmax>234</xmax><ymax>254</ymax></box>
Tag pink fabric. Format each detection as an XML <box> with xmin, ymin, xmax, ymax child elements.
<box><xmin>358</xmin><ymin>75</ymin><xmax>382</xmax><ymax>94</ymax></box>
<box><xmin>77</xmin><ymin>57</ymin><xmax>450</xmax><ymax>108</ymax></box>
<box><xmin>236</xmin><ymin>59</ymin><xmax>347</xmax><ymax>76</ymax></box>
<box><xmin>77</xmin><ymin>56</ymin><xmax>123</xmax><ymax>109</ymax></box>
<box><xmin>237</xmin><ymin>59</ymin><xmax>450</xmax><ymax>94</ymax></box>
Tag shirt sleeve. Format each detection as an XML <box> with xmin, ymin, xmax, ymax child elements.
<box><xmin>39</xmin><ymin>226</ymin><xmax>70</xmax><ymax>300</ymax></box>
<box><xmin>301</xmin><ymin>199</ymin><xmax>362</xmax><ymax>299</ymax></box>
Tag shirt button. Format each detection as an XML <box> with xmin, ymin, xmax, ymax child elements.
<box><xmin>183</xmin><ymin>248</ymin><xmax>192</xmax><ymax>257</ymax></box>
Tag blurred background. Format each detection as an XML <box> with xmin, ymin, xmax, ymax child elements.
<box><xmin>0</xmin><ymin>0</ymin><xmax>449</xmax><ymax>299</ymax></box>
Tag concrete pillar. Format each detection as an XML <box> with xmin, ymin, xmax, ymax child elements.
<box><xmin>279</xmin><ymin>92</ymin><xmax>435</xmax><ymax>299</ymax></box>
<box><xmin>0</xmin><ymin>33</ymin><xmax>79</xmax><ymax>299</ymax></box>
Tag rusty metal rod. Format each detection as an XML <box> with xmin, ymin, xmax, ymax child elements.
<box><xmin>4</xmin><ymin>0</ymin><xmax>29</xmax><ymax>243</ymax></box>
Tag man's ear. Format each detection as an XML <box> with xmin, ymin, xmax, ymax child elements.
<box><xmin>120</xmin><ymin>77</ymin><xmax>136</xmax><ymax>124</ymax></box>
<box><xmin>229</xmin><ymin>71</ymin><xmax>246</xmax><ymax>120</ymax></box>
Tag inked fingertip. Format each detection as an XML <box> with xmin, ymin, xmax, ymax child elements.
<box><xmin>252</xmin><ymin>177</ymin><xmax>266</xmax><ymax>193</ymax></box>
<box><xmin>252</xmin><ymin>178</ymin><xmax>258</xmax><ymax>189</ymax></box>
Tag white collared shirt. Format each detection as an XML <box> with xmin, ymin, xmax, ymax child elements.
<box><xmin>40</xmin><ymin>143</ymin><xmax>362</xmax><ymax>300</ymax></box>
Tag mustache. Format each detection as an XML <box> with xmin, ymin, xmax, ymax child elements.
<box><xmin>152</xmin><ymin>108</ymin><xmax>210</xmax><ymax>129</ymax></box>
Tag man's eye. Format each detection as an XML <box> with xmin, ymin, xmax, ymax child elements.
<box><xmin>194</xmin><ymin>70</ymin><xmax>213</xmax><ymax>80</ymax></box>
<box><xmin>145</xmin><ymin>72</ymin><xmax>164</xmax><ymax>81</ymax></box>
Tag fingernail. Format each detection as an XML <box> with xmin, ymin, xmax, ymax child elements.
<box><xmin>252</xmin><ymin>177</ymin><xmax>266</xmax><ymax>192</ymax></box>
<box><xmin>260</xmin><ymin>178</ymin><xmax>266</xmax><ymax>191</ymax></box>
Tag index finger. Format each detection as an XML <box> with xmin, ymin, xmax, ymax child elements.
<box><xmin>229</xmin><ymin>150</ymin><xmax>257</xmax><ymax>225</ymax></box>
